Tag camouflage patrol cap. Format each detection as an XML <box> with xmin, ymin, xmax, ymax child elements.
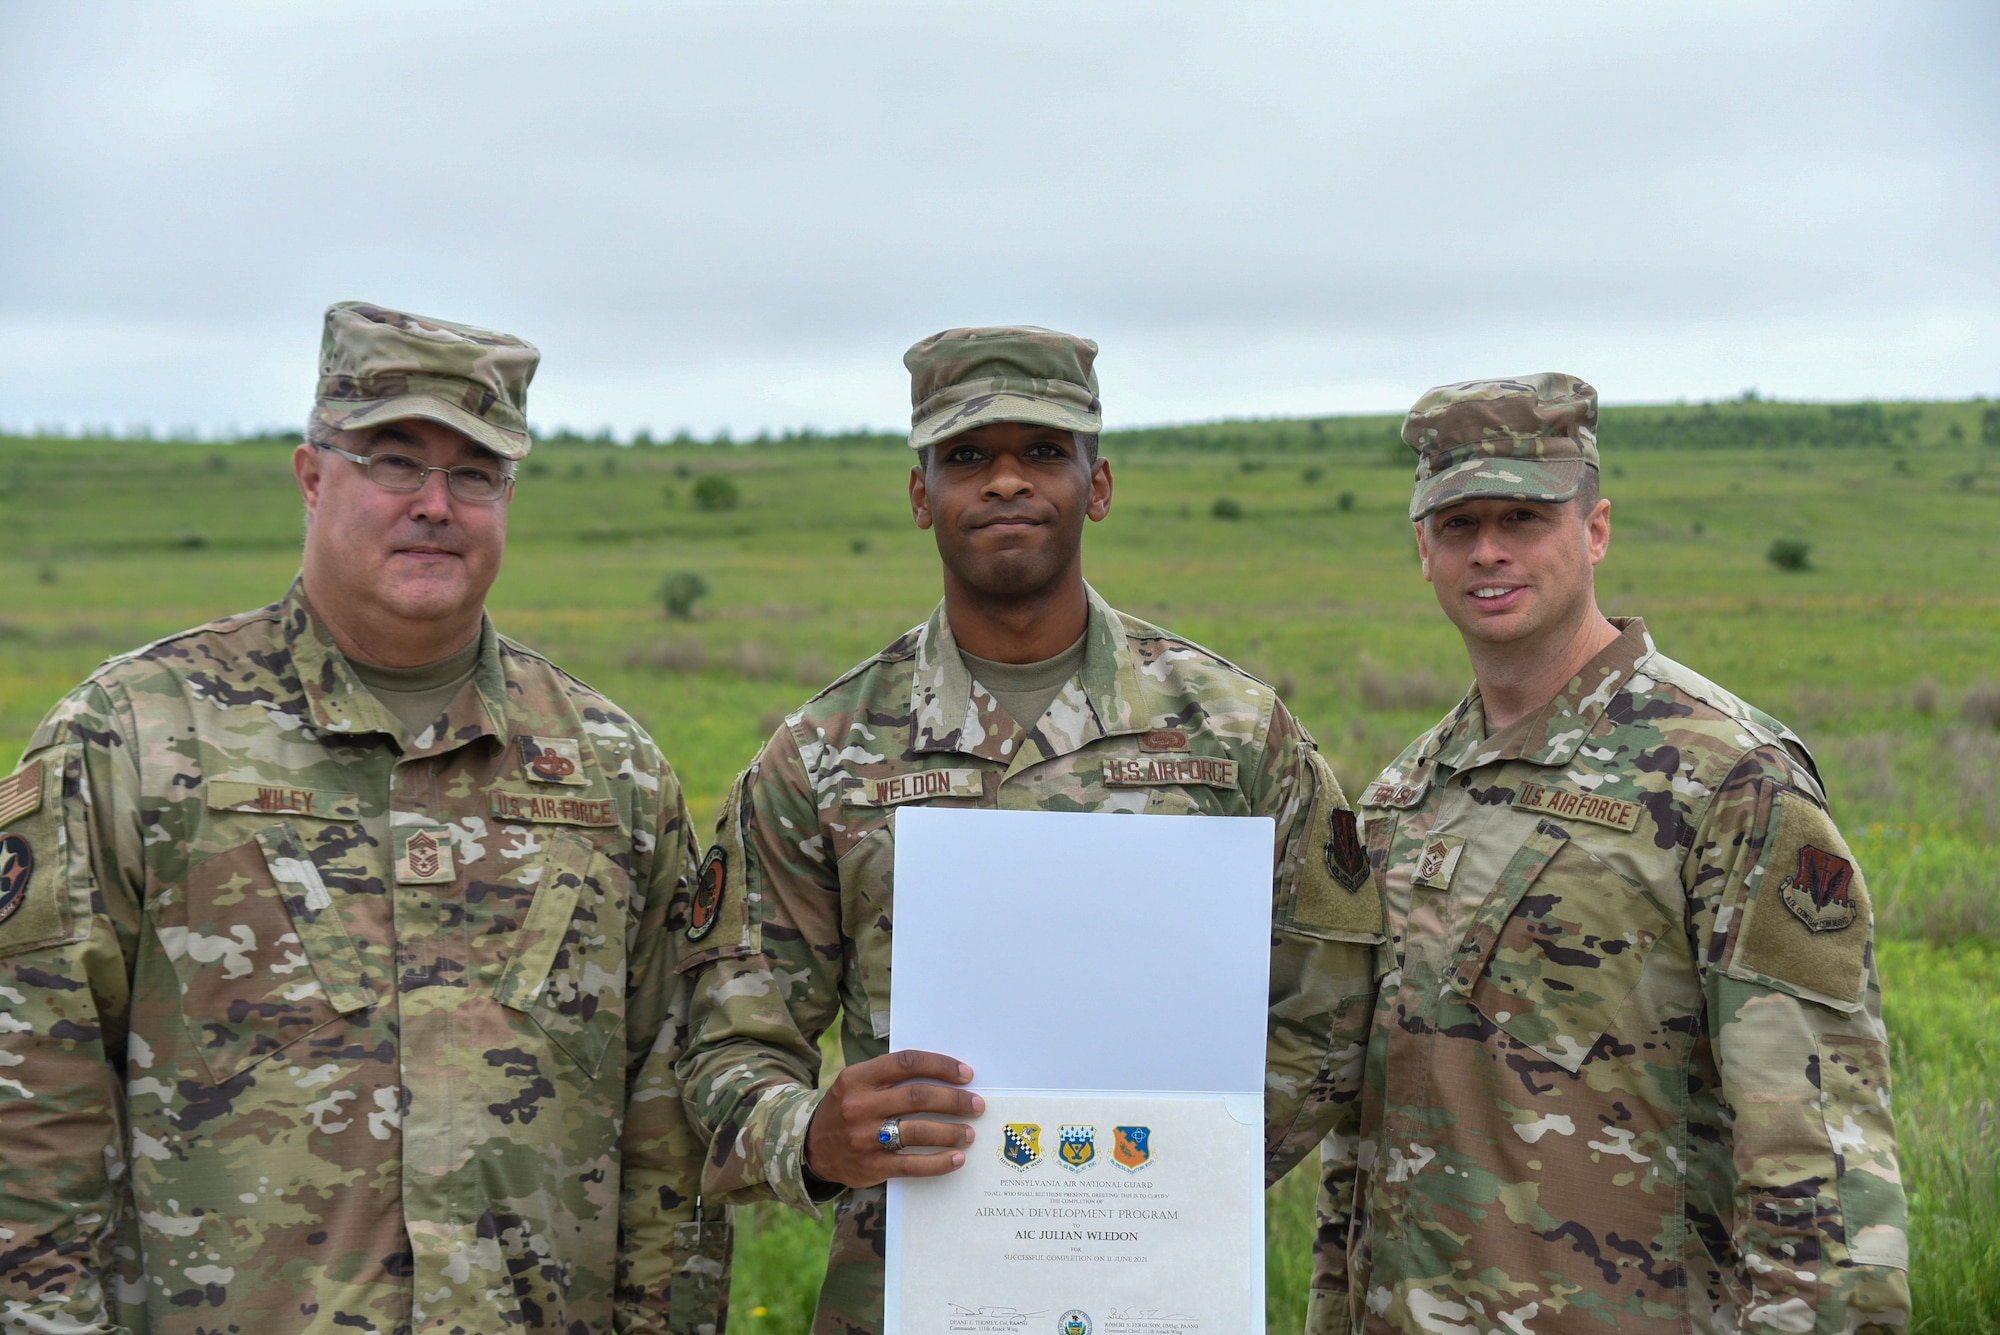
<box><xmin>904</xmin><ymin>325</ymin><xmax>1102</xmax><ymax>451</ymax></box>
<box><xmin>1402</xmin><ymin>373</ymin><xmax>1598</xmax><ymax>521</ymax></box>
<box><xmin>313</xmin><ymin>302</ymin><xmax>540</xmax><ymax>460</ymax></box>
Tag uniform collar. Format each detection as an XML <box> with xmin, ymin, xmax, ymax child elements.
<box><xmin>908</xmin><ymin>582</ymin><xmax>1140</xmax><ymax>769</ymax></box>
<box><xmin>283</xmin><ymin>579</ymin><xmax>509</xmax><ymax>758</ymax></box>
<box><xmin>1424</xmin><ymin>617</ymin><xmax>1654</xmax><ymax>773</ymax></box>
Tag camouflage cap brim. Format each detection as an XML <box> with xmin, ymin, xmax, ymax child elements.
<box><xmin>316</xmin><ymin>397</ymin><xmax>531</xmax><ymax>461</ymax></box>
<box><xmin>909</xmin><ymin>385</ymin><xmax>1102</xmax><ymax>452</ymax></box>
<box><xmin>1409</xmin><ymin>456</ymin><xmax>1591</xmax><ymax>521</ymax></box>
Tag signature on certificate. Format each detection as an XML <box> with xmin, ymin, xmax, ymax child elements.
<box><xmin>946</xmin><ymin>1304</ymin><xmax>1048</xmax><ymax>1326</ymax></box>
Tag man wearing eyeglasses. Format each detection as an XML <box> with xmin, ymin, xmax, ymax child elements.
<box><xmin>0</xmin><ymin>303</ymin><xmax>724</xmax><ymax>1334</ymax></box>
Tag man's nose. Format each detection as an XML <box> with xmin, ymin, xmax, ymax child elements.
<box><xmin>983</xmin><ymin>457</ymin><xmax>1033</xmax><ymax>499</ymax></box>
<box><xmin>1467</xmin><ymin>522</ymin><xmax>1509</xmax><ymax>566</ymax></box>
<box><xmin>408</xmin><ymin>467</ymin><xmax>456</xmax><ymax>521</ymax></box>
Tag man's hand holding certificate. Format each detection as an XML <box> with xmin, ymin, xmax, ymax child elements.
<box><xmin>806</xmin><ymin>1050</ymin><xmax>983</xmax><ymax>1184</ymax></box>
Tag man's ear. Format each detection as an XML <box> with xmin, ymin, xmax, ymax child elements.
<box><xmin>1584</xmin><ymin>497</ymin><xmax>1612</xmax><ymax>567</ymax></box>
<box><xmin>294</xmin><ymin>444</ymin><xmax>324</xmax><ymax>520</ymax></box>
<box><xmin>1085</xmin><ymin>458</ymin><xmax>1113</xmax><ymax>522</ymax></box>
<box><xmin>1415</xmin><ymin>519</ymin><xmax>1433</xmax><ymax>583</ymax></box>
<box><xmin>909</xmin><ymin>463</ymin><xmax>933</xmax><ymax>530</ymax></box>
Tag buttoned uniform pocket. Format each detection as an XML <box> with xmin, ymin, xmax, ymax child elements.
<box><xmin>1445</xmin><ymin>820</ymin><xmax>1671</xmax><ymax>1072</ymax></box>
<box><xmin>493</xmin><ymin>828</ymin><xmax>630</xmax><ymax>1077</ymax></box>
<box><xmin>151</xmin><ymin>821</ymin><xmax>375</xmax><ymax>1085</ymax></box>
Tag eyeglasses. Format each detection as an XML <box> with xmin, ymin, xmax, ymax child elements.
<box><xmin>317</xmin><ymin>443</ymin><xmax>515</xmax><ymax>504</ymax></box>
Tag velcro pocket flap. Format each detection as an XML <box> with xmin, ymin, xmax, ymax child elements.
<box><xmin>1445</xmin><ymin>822</ymin><xmax>1568</xmax><ymax>993</ymax></box>
<box><xmin>1448</xmin><ymin>820</ymin><xmax>1669</xmax><ymax>1073</ymax></box>
<box><xmin>494</xmin><ymin>829</ymin><xmax>592</xmax><ymax>1011</ymax></box>
<box><xmin>495</xmin><ymin>829</ymin><xmax>624</xmax><ymax>1076</ymax></box>
<box><xmin>252</xmin><ymin>823</ymin><xmax>374</xmax><ymax>1015</ymax></box>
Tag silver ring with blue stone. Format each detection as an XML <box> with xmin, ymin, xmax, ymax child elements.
<box><xmin>877</xmin><ymin>1118</ymin><xmax>903</xmax><ymax>1151</ymax></box>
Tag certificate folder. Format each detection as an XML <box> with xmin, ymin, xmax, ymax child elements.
<box><xmin>886</xmin><ymin>807</ymin><xmax>1273</xmax><ymax>1335</ymax></box>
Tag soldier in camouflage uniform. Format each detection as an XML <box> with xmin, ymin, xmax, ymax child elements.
<box><xmin>0</xmin><ymin>302</ymin><xmax>727</xmax><ymax>1334</ymax></box>
<box><xmin>675</xmin><ymin>327</ymin><xmax>1382</xmax><ymax>1335</ymax></box>
<box><xmin>1304</xmin><ymin>374</ymin><xmax>1909</xmax><ymax>1334</ymax></box>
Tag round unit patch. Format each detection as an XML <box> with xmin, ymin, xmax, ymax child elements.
<box><xmin>686</xmin><ymin>846</ymin><xmax>726</xmax><ymax>942</ymax></box>
<box><xmin>0</xmin><ymin>834</ymin><xmax>34</xmax><ymax>927</ymax></box>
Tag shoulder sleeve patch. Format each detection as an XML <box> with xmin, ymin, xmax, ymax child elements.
<box><xmin>1728</xmin><ymin>788</ymin><xmax>1869</xmax><ymax>1011</ymax></box>
<box><xmin>1282</xmin><ymin>751</ymin><xmax>1384</xmax><ymax>943</ymax></box>
<box><xmin>0</xmin><ymin>750</ymin><xmax>82</xmax><ymax>959</ymax></box>
<box><xmin>675</xmin><ymin>770</ymin><xmax>759</xmax><ymax>971</ymax></box>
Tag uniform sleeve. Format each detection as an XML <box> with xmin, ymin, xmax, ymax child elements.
<box><xmin>1692</xmin><ymin>746</ymin><xmax>1910</xmax><ymax>1333</ymax></box>
<box><xmin>1253</xmin><ymin>702</ymin><xmax>1379</xmax><ymax>1332</ymax></box>
<box><xmin>614</xmin><ymin>760</ymin><xmax>725</xmax><ymax>1334</ymax></box>
<box><xmin>0</xmin><ymin>683</ymin><xmax>147</xmax><ymax>1334</ymax></box>
<box><xmin>674</xmin><ymin>728</ymin><xmax>843</xmax><ymax>1216</ymax></box>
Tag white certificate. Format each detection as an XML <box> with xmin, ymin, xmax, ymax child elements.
<box><xmin>886</xmin><ymin>808</ymin><xmax>1275</xmax><ymax>1335</ymax></box>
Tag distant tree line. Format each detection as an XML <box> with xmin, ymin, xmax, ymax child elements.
<box><xmin>7</xmin><ymin>396</ymin><xmax>1992</xmax><ymax>455</ymax></box>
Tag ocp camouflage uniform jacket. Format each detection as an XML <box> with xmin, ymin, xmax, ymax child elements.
<box><xmin>1306</xmin><ymin>618</ymin><xmax>1908</xmax><ymax>1335</ymax></box>
<box><xmin>677</xmin><ymin>586</ymin><xmax>1382</xmax><ymax>1335</ymax></box>
<box><xmin>0</xmin><ymin>583</ymin><xmax>722</xmax><ymax>1335</ymax></box>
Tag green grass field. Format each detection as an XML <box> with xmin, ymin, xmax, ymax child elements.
<box><xmin>3</xmin><ymin>402</ymin><xmax>1996</xmax><ymax>1329</ymax></box>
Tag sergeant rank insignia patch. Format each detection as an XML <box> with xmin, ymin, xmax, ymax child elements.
<box><xmin>395</xmin><ymin>827</ymin><xmax>455</xmax><ymax>885</ymax></box>
<box><xmin>1058</xmin><ymin>1125</ymin><xmax>1096</xmax><ymax>1171</ymax></box>
<box><xmin>1112</xmin><ymin>1125</ymin><xmax>1152</xmax><ymax>1172</ymax></box>
<box><xmin>0</xmin><ymin>834</ymin><xmax>34</xmax><ymax>927</ymax></box>
<box><xmin>1780</xmin><ymin>844</ymin><xmax>1858</xmax><ymax>934</ymax></box>
<box><xmin>1001</xmin><ymin>1123</ymin><xmax>1043</xmax><ymax>1170</ymax></box>
<box><xmin>1413</xmin><ymin>834</ymin><xmax>1465</xmax><ymax>891</ymax></box>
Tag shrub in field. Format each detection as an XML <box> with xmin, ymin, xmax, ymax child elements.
<box><xmin>622</xmin><ymin>638</ymin><xmax>707</xmax><ymax>673</ymax></box>
<box><xmin>1302</xmin><ymin>466</ymin><xmax>1324</xmax><ymax>484</ymax></box>
<box><xmin>1963</xmin><ymin>682</ymin><xmax>2000</xmax><ymax>729</ymax></box>
<box><xmin>1211</xmin><ymin>496</ymin><xmax>1244</xmax><ymax>520</ymax></box>
<box><xmin>1766</xmin><ymin>537</ymin><xmax>1813</xmax><ymax>571</ymax></box>
<box><xmin>659</xmin><ymin>571</ymin><xmax>711</xmax><ymax>620</ymax></box>
<box><xmin>1338</xmin><ymin>491</ymin><xmax>1356</xmax><ymax>511</ymax></box>
<box><xmin>722</xmin><ymin>641</ymin><xmax>778</xmax><ymax>681</ymax></box>
<box><xmin>1912</xmin><ymin>678</ymin><xmax>1939</xmax><ymax>716</ymax></box>
<box><xmin>693</xmin><ymin>473</ymin><xmax>740</xmax><ymax>511</ymax></box>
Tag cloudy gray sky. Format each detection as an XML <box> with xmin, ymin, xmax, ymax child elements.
<box><xmin>2</xmin><ymin>1</ymin><xmax>1994</xmax><ymax>438</ymax></box>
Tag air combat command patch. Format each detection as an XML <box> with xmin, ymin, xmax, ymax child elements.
<box><xmin>1325</xmin><ymin>807</ymin><xmax>1369</xmax><ymax>892</ymax></box>
<box><xmin>1781</xmin><ymin>843</ymin><xmax>1858</xmax><ymax>934</ymax></box>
